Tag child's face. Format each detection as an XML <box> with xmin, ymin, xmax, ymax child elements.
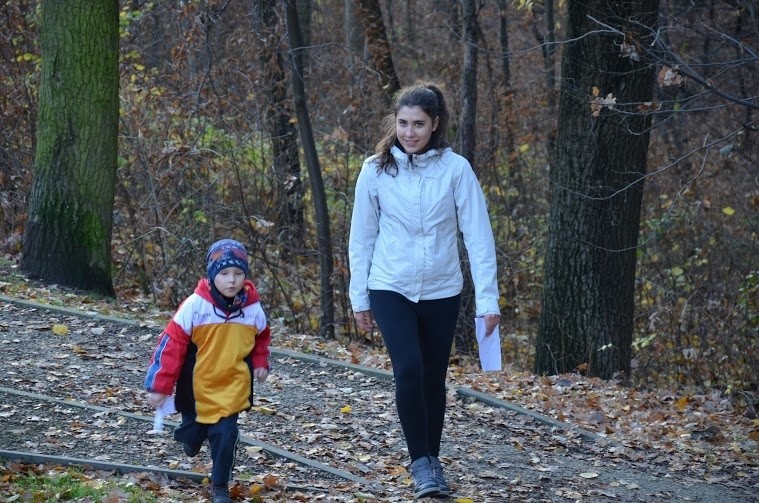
<box><xmin>213</xmin><ymin>267</ymin><xmax>246</xmax><ymax>297</ymax></box>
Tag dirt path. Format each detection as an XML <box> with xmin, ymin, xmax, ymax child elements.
<box><xmin>0</xmin><ymin>297</ymin><xmax>755</xmax><ymax>502</ymax></box>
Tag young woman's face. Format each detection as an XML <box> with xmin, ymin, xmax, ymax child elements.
<box><xmin>213</xmin><ymin>267</ymin><xmax>246</xmax><ymax>297</ymax></box>
<box><xmin>395</xmin><ymin>105</ymin><xmax>439</xmax><ymax>154</ymax></box>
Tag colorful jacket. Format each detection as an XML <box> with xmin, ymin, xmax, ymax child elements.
<box><xmin>144</xmin><ymin>278</ymin><xmax>271</xmax><ymax>424</ymax></box>
<box><xmin>349</xmin><ymin>145</ymin><xmax>500</xmax><ymax>316</ymax></box>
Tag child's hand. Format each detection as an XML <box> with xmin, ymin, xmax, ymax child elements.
<box><xmin>147</xmin><ymin>392</ymin><xmax>167</xmax><ymax>408</ymax></box>
<box><xmin>253</xmin><ymin>367</ymin><xmax>269</xmax><ymax>383</ymax></box>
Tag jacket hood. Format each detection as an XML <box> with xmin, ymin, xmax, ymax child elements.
<box><xmin>390</xmin><ymin>145</ymin><xmax>450</xmax><ymax>170</ymax></box>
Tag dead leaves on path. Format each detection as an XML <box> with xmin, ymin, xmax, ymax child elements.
<box><xmin>1</xmin><ymin>281</ymin><xmax>758</xmax><ymax>500</ymax></box>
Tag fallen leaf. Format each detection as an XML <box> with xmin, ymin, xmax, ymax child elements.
<box><xmin>52</xmin><ymin>324</ymin><xmax>69</xmax><ymax>336</ymax></box>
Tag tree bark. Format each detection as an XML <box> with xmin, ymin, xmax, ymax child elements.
<box><xmin>535</xmin><ymin>0</ymin><xmax>659</xmax><ymax>379</ymax></box>
<box><xmin>22</xmin><ymin>0</ymin><xmax>119</xmax><ymax>296</ymax></box>
<box><xmin>253</xmin><ymin>0</ymin><xmax>304</xmax><ymax>252</ymax></box>
<box><xmin>497</xmin><ymin>0</ymin><xmax>511</xmax><ymax>87</ymax></box>
<box><xmin>296</xmin><ymin>0</ymin><xmax>312</xmax><ymax>69</ymax></box>
<box><xmin>345</xmin><ymin>0</ymin><xmax>365</xmax><ymax>57</ymax></box>
<box><xmin>453</xmin><ymin>0</ymin><xmax>480</xmax><ymax>354</ymax></box>
<box><xmin>284</xmin><ymin>0</ymin><xmax>335</xmax><ymax>338</ymax></box>
<box><xmin>544</xmin><ymin>0</ymin><xmax>556</xmax><ymax>108</ymax></box>
<box><xmin>459</xmin><ymin>0</ymin><xmax>478</xmax><ymax>164</ymax></box>
<box><xmin>354</xmin><ymin>0</ymin><xmax>400</xmax><ymax>103</ymax></box>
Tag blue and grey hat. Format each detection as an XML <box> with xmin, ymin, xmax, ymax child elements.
<box><xmin>206</xmin><ymin>239</ymin><xmax>249</xmax><ymax>282</ymax></box>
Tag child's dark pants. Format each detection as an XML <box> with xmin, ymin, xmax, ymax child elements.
<box><xmin>174</xmin><ymin>413</ymin><xmax>239</xmax><ymax>487</ymax></box>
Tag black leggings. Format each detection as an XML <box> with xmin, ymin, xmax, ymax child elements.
<box><xmin>369</xmin><ymin>289</ymin><xmax>460</xmax><ymax>462</ymax></box>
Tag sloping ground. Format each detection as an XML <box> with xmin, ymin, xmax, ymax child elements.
<box><xmin>0</xmin><ymin>297</ymin><xmax>757</xmax><ymax>502</ymax></box>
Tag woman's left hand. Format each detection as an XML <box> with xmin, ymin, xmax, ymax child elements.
<box><xmin>483</xmin><ymin>313</ymin><xmax>500</xmax><ymax>337</ymax></box>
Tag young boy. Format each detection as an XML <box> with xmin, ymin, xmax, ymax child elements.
<box><xmin>144</xmin><ymin>239</ymin><xmax>271</xmax><ymax>503</ymax></box>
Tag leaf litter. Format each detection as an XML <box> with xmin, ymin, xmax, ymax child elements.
<box><xmin>0</xmin><ymin>275</ymin><xmax>757</xmax><ymax>501</ymax></box>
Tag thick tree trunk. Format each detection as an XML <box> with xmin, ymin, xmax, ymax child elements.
<box><xmin>22</xmin><ymin>0</ymin><xmax>118</xmax><ymax>296</ymax></box>
<box><xmin>535</xmin><ymin>0</ymin><xmax>659</xmax><ymax>379</ymax></box>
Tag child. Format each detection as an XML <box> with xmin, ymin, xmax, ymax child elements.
<box><xmin>144</xmin><ymin>239</ymin><xmax>271</xmax><ymax>503</ymax></box>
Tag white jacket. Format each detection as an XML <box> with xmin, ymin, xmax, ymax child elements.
<box><xmin>349</xmin><ymin>145</ymin><xmax>500</xmax><ymax>316</ymax></box>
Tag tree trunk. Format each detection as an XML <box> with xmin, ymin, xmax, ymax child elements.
<box><xmin>453</xmin><ymin>0</ymin><xmax>480</xmax><ymax>354</ymax></box>
<box><xmin>284</xmin><ymin>0</ymin><xmax>335</xmax><ymax>338</ymax></box>
<box><xmin>296</xmin><ymin>0</ymin><xmax>312</xmax><ymax>69</ymax></box>
<box><xmin>459</xmin><ymin>0</ymin><xmax>478</xmax><ymax>164</ymax></box>
<box><xmin>535</xmin><ymin>0</ymin><xmax>659</xmax><ymax>379</ymax></box>
<box><xmin>22</xmin><ymin>0</ymin><xmax>118</xmax><ymax>296</ymax></box>
<box><xmin>354</xmin><ymin>0</ymin><xmax>400</xmax><ymax>102</ymax></box>
<box><xmin>253</xmin><ymin>0</ymin><xmax>304</xmax><ymax>253</ymax></box>
<box><xmin>497</xmin><ymin>0</ymin><xmax>511</xmax><ymax>87</ymax></box>
<box><xmin>544</xmin><ymin>0</ymin><xmax>556</xmax><ymax>109</ymax></box>
<box><xmin>345</xmin><ymin>0</ymin><xmax>365</xmax><ymax>57</ymax></box>
<box><xmin>404</xmin><ymin>0</ymin><xmax>414</xmax><ymax>45</ymax></box>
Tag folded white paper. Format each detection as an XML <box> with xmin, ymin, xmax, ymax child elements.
<box><xmin>475</xmin><ymin>317</ymin><xmax>502</xmax><ymax>371</ymax></box>
<box><xmin>150</xmin><ymin>395</ymin><xmax>176</xmax><ymax>433</ymax></box>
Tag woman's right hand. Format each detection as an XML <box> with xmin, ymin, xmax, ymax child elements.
<box><xmin>353</xmin><ymin>310</ymin><xmax>374</xmax><ymax>332</ymax></box>
<box><xmin>147</xmin><ymin>392</ymin><xmax>167</xmax><ymax>408</ymax></box>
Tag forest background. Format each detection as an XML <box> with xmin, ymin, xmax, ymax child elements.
<box><xmin>0</xmin><ymin>0</ymin><xmax>756</xmax><ymax>411</ymax></box>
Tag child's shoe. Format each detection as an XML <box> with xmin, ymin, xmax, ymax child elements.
<box><xmin>410</xmin><ymin>456</ymin><xmax>440</xmax><ymax>499</ymax></box>
<box><xmin>183</xmin><ymin>442</ymin><xmax>201</xmax><ymax>457</ymax></box>
<box><xmin>430</xmin><ymin>456</ymin><xmax>451</xmax><ymax>496</ymax></box>
<box><xmin>211</xmin><ymin>485</ymin><xmax>231</xmax><ymax>503</ymax></box>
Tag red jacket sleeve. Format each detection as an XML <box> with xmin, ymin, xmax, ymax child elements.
<box><xmin>250</xmin><ymin>325</ymin><xmax>271</xmax><ymax>370</ymax></box>
<box><xmin>144</xmin><ymin>320</ymin><xmax>190</xmax><ymax>394</ymax></box>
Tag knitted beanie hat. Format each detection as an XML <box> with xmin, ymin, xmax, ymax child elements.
<box><xmin>206</xmin><ymin>239</ymin><xmax>249</xmax><ymax>282</ymax></box>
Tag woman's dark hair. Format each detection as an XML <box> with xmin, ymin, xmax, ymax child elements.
<box><xmin>375</xmin><ymin>82</ymin><xmax>451</xmax><ymax>174</ymax></box>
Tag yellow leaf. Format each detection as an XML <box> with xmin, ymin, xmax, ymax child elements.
<box><xmin>52</xmin><ymin>324</ymin><xmax>69</xmax><ymax>336</ymax></box>
<box><xmin>579</xmin><ymin>472</ymin><xmax>599</xmax><ymax>478</ymax></box>
<box><xmin>455</xmin><ymin>499</ymin><xmax>476</xmax><ymax>503</ymax></box>
<box><xmin>722</xmin><ymin>206</ymin><xmax>736</xmax><ymax>216</ymax></box>
<box><xmin>518</xmin><ymin>144</ymin><xmax>530</xmax><ymax>153</ymax></box>
<box><xmin>671</xmin><ymin>267</ymin><xmax>684</xmax><ymax>277</ymax></box>
<box><xmin>134</xmin><ymin>63</ymin><xmax>145</xmax><ymax>71</ymax></box>
<box><xmin>251</xmin><ymin>406</ymin><xmax>276</xmax><ymax>415</ymax></box>
<box><xmin>676</xmin><ymin>396</ymin><xmax>689</xmax><ymax>411</ymax></box>
<box><xmin>388</xmin><ymin>465</ymin><xmax>408</xmax><ymax>477</ymax></box>
<box><xmin>340</xmin><ymin>405</ymin><xmax>352</xmax><ymax>414</ymax></box>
